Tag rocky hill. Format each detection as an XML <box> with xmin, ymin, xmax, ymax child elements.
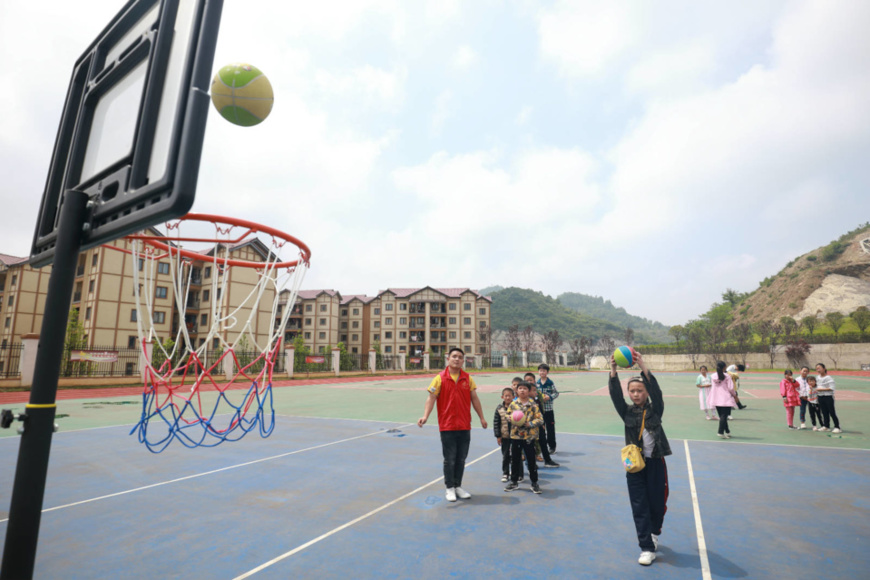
<box><xmin>732</xmin><ymin>224</ymin><xmax>870</xmax><ymax>325</ymax></box>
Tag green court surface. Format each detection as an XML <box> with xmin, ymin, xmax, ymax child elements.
<box><xmin>3</xmin><ymin>371</ymin><xmax>867</xmax><ymax>449</ymax></box>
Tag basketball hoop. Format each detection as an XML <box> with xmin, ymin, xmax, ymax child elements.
<box><xmin>106</xmin><ymin>214</ymin><xmax>310</xmax><ymax>452</ymax></box>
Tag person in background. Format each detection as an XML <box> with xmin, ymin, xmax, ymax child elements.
<box><xmin>814</xmin><ymin>363</ymin><xmax>842</xmax><ymax>434</ymax></box>
<box><xmin>696</xmin><ymin>365</ymin><xmax>715</xmax><ymax>420</ymax></box>
<box><xmin>780</xmin><ymin>369</ymin><xmax>801</xmax><ymax>429</ymax></box>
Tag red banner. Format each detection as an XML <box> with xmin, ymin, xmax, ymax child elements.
<box><xmin>70</xmin><ymin>350</ymin><xmax>119</xmax><ymax>363</ymax></box>
<box><xmin>305</xmin><ymin>356</ymin><xmax>326</xmax><ymax>364</ymax></box>
<box><xmin>410</xmin><ymin>357</ymin><xmax>422</xmax><ymax>364</ymax></box>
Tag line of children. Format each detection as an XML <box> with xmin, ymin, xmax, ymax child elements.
<box><xmin>492</xmin><ymin>379</ymin><xmax>523</xmax><ymax>483</ymax></box>
<box><xmin>504</xmin><ymin>381</ymin><xmax>544</xmax><ymax>494</ymax></box>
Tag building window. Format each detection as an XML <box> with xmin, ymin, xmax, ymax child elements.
<box><xmin>304</xmin><ymin>332</ymin><xmax>311</xmax><ymax>339</ymax></box>
<box><xmin>203</xmin><ymin>266</ymin><xmax>211</xmax><ymax>278</ymax></box>
<box><xmin>352</xmin><ymin>334</ymin><xmax>358</xmax><ymax>341</ymax></box>
<box><xmin>92</xmin><ymin>254</ymin><xmax>98</xmax><ymax>266</ymax></box>
<box><xmin>4</xmin><ymin>317</ymin><xmax>9</xmax><ymax>328</ymax></box>
<box><xmin>449</xmin><ymin>331</ymin><xmax>456</xmax><ymax>339</ymax></box>
<box><xmin>464</xmin><ymin>303</ymin><xmax>471</xmax><ymax>310</ymax></box>
<box><xmin>203</xmin><ymin>289</ymin><xmax>210</xmax><ymax>301</ymax></box>
<box><xmin>130</xmin><ymin>310</ymin><xmax>137</xmax><ymax>322</ymax></box>
<box><xmin>352</xmin><ymin>347</ymin><xmax>358</xmax><ymax>353</ymax></box>
<box><xmin>353</xmin><ymin>308</ymin><xmax>359</xmax><ymax>315</ymax></box>
<box><xmin>89</xmin><ymin>280</ymin><xmax>95</xmax><ymax>293</ymax></box>
<box><xmin>374</xmin><ymin>334</ymin><xmax>380</xmax><ymax>341</ymax></box>
<box><xmin>139</xmin><ymin>259</ymin><xmax>145</xmax><ymax>271</ymax></box>
<box><xmin>464</xmin><ymin>331</ymin><xmax>471</xmax><ymax>339</ymax></box>
<box><xmin>449</xmin><ymin>317</ymin><xmax>456</xmax><ymax>324</ymax></box>
<box><xmin>341</xmin><ymin>322</ymin><xmax>348</xmax><ymax>329</ymax></box>
<box><xmin>341</xmin><ymin>309</ymin><xmax>348</xmax><ymax>316</ymax></box>
<box><xmin>85</xmin><ymin>307</ymin><xmax>92</xmax><ymax>320</ymax></box>
<box><xmin>320</xmin><ymin>304</ymin><xmax>327</xmax><ymax>312</ymax></box>
<box><xmin>305</xmin><ymin>318</ymin><xmax>312</xmax><ymax>325</ymax></box>
<box><xmin>201</xmin><ymin>314</ymin><xmax>208</xmax><ymax>326</ymax></box>
<box><xmin>479</xmin><ymin>307</ymin><xmax>487</xmax><ymax>315</ymax></box>
<box><xmin>480</xmin><ymin>346</ymin><xmax>487</xmax><ymax>353</ymax></box>
<box><xmin>374</xmin><ymin>308</ymin><xmax>380</xmax><ymax>315</ymax></box>
<box><xmin>464</xmin><ymin>317</ymin><xmax>471</xmax><ymax>324</ymax></box>
<box><xmin>213</xmin><ymin>337</ymin><xmax>220</xmax><ymax>349</ymax></box>
<box><xmin>352</xmin><ymin>321</ymin><xmax>359</xmax><ymax>329</ymax></box>
<box><xmin>399</xmin><ymin>317</ymin><xmax>406</xmax><ymax>325</ymax></box>
<box><xmin>385</xmin><ymin>317</ymin><xmax>392</xmax><ymax>325</ymax></box>
<box><xmin>399</xmin><ymin>303</ymin><xmax>407</xmax><ymax>311</ymax></box>
<box><xmin>399</xmin><ymin>331</ymin><xmax>406</xmax><ymax>339</ymax></box>
<box><xmin>157</xmin><ymin>262</ymin><xmax>170</xmax><ymax>275</ymax></box>
<box><xmin>480</xmin><ymin>321</ymin><xmax>487</xmax><ymax>328</ymax></box>
<box><xmin>341</xmin><ymin>334</ymin><xmax>348</xmax><ymax>342</ymax></box>
<box><xmin>399</xmin><ymin>346</ymin><xmax>406</xmax><ymax>352</ymax></box>
<box><xmin>306</xmin><ymin>304</ymin><xmax>313</xmax><ymax>312</ymax></box>
<box><xmin>385</xmin><ymin>346</ymin><xmax>392</xmax><ymax>353</ymax></box>
<box><xmin>128</xmin><ymin>336</ymin><xmax>137</xmax><ymax>348</ymax></box>
<box><xmin>318</xmin><ymin>346</ymin><xmax>325</xmax><ymax>353</ymax></box>
<box><xmin>7</xmin><ymin>296</ymin><xmax>13</xmax><ymax>307</ymax></box>
<box><xmin>155</xmin><ymin>286</ymin><xmax>168</xmax><ymax>299</ymax></box>
<box><xmin>154</xmin><ymin>311</ymin><xmax>166</xmax><ymax>324</ymax></box>
<box><xmin>385</xmin><ymin>332</ymin><xmax>392</xmax><ymax>339</ymax></box>
<box><xmin>216</xmin><ymin>288</ymin><xmax>222</xmax><ymax>300</ymax></box>
<box><xmin>374</xmin><ymin>321</ymin><xmax>380</xmax><ymax>328</ymax></box>
<box><xmin>199</xmin><ymin>338</ymin><xmax>206</xmax><ymax>348</ymax></box>
<box><xmin>125</xmin><ymin>362</ymin><xmax>134</xmax><ymax>376</ymax></box>
<box><xmin>449</xmin><ymin>303</ymin><xmax>456</xmax><ymax>310</ymax></box>
<box><xmin>385</xmin><ymin>303</ymin><xmax>393</xmax><ymax>311</ymax></box>
<box><xmin>464</xmin><ymin>345</ymin><xmax>472</xmax><ymax>353</ymax></box>
<box><xmin>319</xmin><ymin>318</ymin><xmax>326</xmax><ymax>325</ymax></box>
<box><xmin>11</xmin><ymin>275</ymin><xmax>17</xmax><ymax>286</ymax></box>
<box><xmin>319</xmin><ymin>332</ymin><xmax>326</xmax><ymax>339</ymax></box>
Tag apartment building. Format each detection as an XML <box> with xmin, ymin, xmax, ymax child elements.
<box><xmin>0</xmin><ymin>233</ymin><xmax>278</xmax><ymax>353</ymax></box>
<box><xmin>280</xmin><ymin>287</ymin><xmax>492</xmax><ymax>357</ymax></box>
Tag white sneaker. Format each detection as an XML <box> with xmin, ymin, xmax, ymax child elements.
<box><xmin>638</xmin><ymin>551</ymin><xmax>656</xmax><ymax>566</ymax></box>
<box><xmin>818</xmin><ymin>427</ymin><xmax>829</xmax><ymax>432</ymax></box>
<box><xmin>727</xmin><ymin>415</ymin><xmax>733</xmax><ymax>421</ymax></box>
<box><xmin>454</xmin><ymin>487</ymin><xmax>471</xmax><ymax>499</ymax></box>
<box><xmin>501</xmin><ymin>474</ymin><xmax>509</xmax><ymax>482</ymax></box>
<box><xmin>706</xmin><ymin>416</ymin><xmax>713</xmax><ymax>420</ymax></box>
<box><xmin>445</xmin><ymin>488</ymin><xmax>457</xmax><ymax>502</ymax></box>
<box><xmin>652</xmin><ymin>534</ymin><xmax>659</xmax><ymax>551</ymax></box>
<box><xmin>800</xmin><ymin>423</ymin><xmax>806</xmax><ymax>430</ymax></box>
<box><xmin>832</xmin><ymin>428</ymin><xmax>842</xmax><ymax>434</ymax></box>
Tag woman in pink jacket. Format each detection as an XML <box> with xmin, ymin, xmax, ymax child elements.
<box><xmin>780</xmin><ymin>369</ymin><xmax>801</xmax><ymax>429</ymax></box>
<box><xmin>708</xmin><ymin>361</ymin><xmax>737</xmax><ymax>439</ymax></box>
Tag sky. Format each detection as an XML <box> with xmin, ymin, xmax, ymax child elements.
<box><xmin>1</xmin><ymin>0</ymin><xmax>869</xmax><ymax>326</ymax></box>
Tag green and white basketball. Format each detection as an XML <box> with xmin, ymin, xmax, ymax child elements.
<box><xmin>210</xmin><ymin>63</ymin><xmax>274</xmax><ymax>127</ymax></box>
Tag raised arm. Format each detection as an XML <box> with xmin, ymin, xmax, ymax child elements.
<box><xmin>609</xmin><ymin>354</ymin><xmax>628</xmax><ymax>419</ymax></box>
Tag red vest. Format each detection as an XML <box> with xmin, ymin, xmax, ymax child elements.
<box><xmin>436</xmin><ymin>367</ymin><xmax>472</xmax><ymax>431</ymax></box>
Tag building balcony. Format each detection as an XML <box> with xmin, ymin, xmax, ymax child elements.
<box><xmin>76</xmin><ymin>265</ymin><xmax>85</xmax><ymax>277</ymax></box>
<box><xmin>72</xmin><ymin>292</ymin><xmax>81</xmax><ymax>303</ymax></box>
<box><xmin>185</xmin><ymin>300</ymin><xmax>200</xmax><ymax>310</ymax></box>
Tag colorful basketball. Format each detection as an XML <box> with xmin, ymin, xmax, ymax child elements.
<box><xmin>614</xmin><ymin>346</ymin><xmax>633</xmax><ymax>368</ymax></box>
<box><xmin>511</xmin><ymin>410</ymin><xmax>525</xmax><ymax>424</ymax></box>
<box><xmin>210</xmin><ymin>63</ymin><xmax>274</xmax><ymax>127</ymax></box>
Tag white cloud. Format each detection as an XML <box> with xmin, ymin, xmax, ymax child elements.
<box><xmin>625</xmin><ymin>42</ymin><xmax>715</xmax><ymax>97</ymax></box>
<box><xmin>431</xmin><ymin>90</ymin><xmax>454</xmax><ymax>136</ymax></box>
<box><xmin>452</xmin><ymin>45</ymin><xmax>479</xmax><ymax>70</ymax></box>
<box><xmin>516</xmin><ymin>106</ymin><xmax>533</xmax><ymax>126</ymax></box>
<box><xmin>537</xmin><ymin>0</ymin><xmax>640</xmax><ymax>77</ymax></box>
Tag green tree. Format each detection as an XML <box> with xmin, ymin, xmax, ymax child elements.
<box><xmin>702</xmin><ymin>303</ymin><xmax>732</xmax><ymax>360</ymax></box>
<box><xmin>668</xmin><ymin>325</ymin><xmax>684</xmax><ymax>347</ymax></box>
<box><xmin>824</xmin><ymin>312</ymin><xmax>846</xmax><ymax>340</ymax></box>
<box><xmin>851</xmin><ymin>307</ymin><xmax>870</xmax><ymax>338</ymax></box>
<box><xmin>62</xmin><ymin>307</ymin><xmax>88</xmax><ymax>376</ymax></box>
<box><xmin>731</xmin><ymin>322</ymin><xmax>753</xmax><ymax>367</ymax></box>
<box><xmin>721</xmin><ymin>289</ymin><xmax>745</xmax><ymax>307</ymax></box>
<box><xmin>684</xmin><ymin>320</ymin><xmax>707</xmax><ymax>369</ymax></box>
<box><xmin>800</xmin><ymin>315</ymin><xmax>818</xmax><ymax>337</ymax></box>
<box><xmin>779</xmin><ymin>316</ymin><xmax>797</xmax><ymax>337</ymax></box>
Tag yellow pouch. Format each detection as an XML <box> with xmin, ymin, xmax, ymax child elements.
<box><xmin>621</xmin><ymin>410</ymin><xmax>646</xmax><ymax>473</ymax></box>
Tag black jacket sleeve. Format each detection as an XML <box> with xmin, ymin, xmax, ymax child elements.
<box><xmin>643</xmin><ymin>372</ymin><xmax>664</xmax><ymax>417</ymax></box>
<box><xmin>609</xmin><ymin>374</ymin><xmax>627</xmax><ymax>419</ymax></box>
<box><xmin>493</xmin><ymin>407</ymin><xmax>502</xmax><ymax>438</ymax></box>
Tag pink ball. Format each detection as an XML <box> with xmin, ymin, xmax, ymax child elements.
<box><xmin>511</xmin><ymin>410</ymin><xmax>525</xmax><ymax>423</ymax></box>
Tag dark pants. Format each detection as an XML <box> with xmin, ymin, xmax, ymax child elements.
<box><xmin>539</xmin><ymin>423</ymin><xmax>553</xmax><ymax>463</ymax></box>
<box><xmin>716</xmin><ymin>406</ymin><xmax>731</xmax><ymax>434</ymax></box>
<box><xmin>543</xmin><ymin>410</ymin><xmax>556</xmax><ymax>451</ymax></box>
<box><xmin>809</xmin><ymin>402</ymin><xmax>823</xmax><ymax>426</ymax></box>
<box><xmin>626</xmin><ymin>457</ymin><xmax>669</xmax><ymax>552</ymax></box>
<box><xmin>440</xmin><ymin>430</ymin><xmax>471</xmax><ymax>488</ymax></box>
<box><xmin>818</xmin><ymin>396</ymin><xmax>840</xmax><ymax>429</ymax></box>
<box><xmin>799</xmin><ymin>398</ymin><xmax>809</xmax><ymax>423</ymax></box>
<box><xmin>500</xmin><ymin>438</ymin><xmax>512</xmax><ymax>475</ymax></box>
<box><xmin>510</xmin><ymin>439</ymin><xmax>538</xmax><ymax>483</ymax></box>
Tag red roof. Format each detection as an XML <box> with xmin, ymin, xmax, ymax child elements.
<box><xmin>340</xmin><ymin>294</ymin><xmax>375</xmax><ymax>305</ymax></box>
<box><xmin>297</xmin><ymin>289</ymin><xmax>340</xmax><ymax>300</ymax></box>
<box><xmin>0</xmin><ymin>253</ymin><xmax>28</xmax><ymax>267</ymax></box>
<box><xmin>377</xmin><ymin>287</ymin><xmax>492</xmax><ymax>302</ymax></box>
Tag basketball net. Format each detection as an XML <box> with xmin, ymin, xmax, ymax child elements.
<box><xmin>121</xmin><ymin>215</ymin><xmax>308</xmax><ymax>452</ymax></box>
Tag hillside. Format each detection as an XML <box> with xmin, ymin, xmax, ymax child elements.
<box><xmin>557</xmin><ymin>292</ymin><xmax>671</xmax><ymax>343</ymax></box>
<box><xmin>488</xmin><ymin>287</ymin><xmax>660</xmax><ymax>343</ymax></box>
<box><xmin>729</xmin><ymin>223</ymin><xmax>870</xmax><ymax>325</ymax></box>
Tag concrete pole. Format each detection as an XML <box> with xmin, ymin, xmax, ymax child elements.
<box><xmin>423</xmin><ymin>351</ymin><xmax>430</xmax><ymax>371</ymax></box>
<box><xmin>285</xmin><ymin>347</ymin><xmax>295</xmax><ymax>378</ymax></box>
<box><xmin>332</xmin><ymin>348</ymin><xmax>341</xmax><ymax>377</ymax></box>
<box><xmin>222</xmin><ymin>351</ymin><xmax>234</xmax><ymax>382</ymax></box>
<box><xmin>522</xmin><ymin>350</ymin><xmax>528</xmax><ymax>368</ymax></box>
<box><xmin>502</xmin><ymin>353</ymin><xmax>508</xmax><ymax>368</ymax></box>
<box><xmin>19</xmin><ymin>334</ymin><xmax>39</xmax><ymax>389</ymax></box>
<box><xmin>542</xmin><ymin>352</ymin><xmax>548</xmax><ymax>365</ymax></box>
<box><xmin>399</xmin><ymin>352</ymin><xmax>406</xmax><ymax>373</ymax></box>
<box><xmin>369</xmin><ymin>349</ymin><xmax>377</xmax><ymax>373</ymax></box>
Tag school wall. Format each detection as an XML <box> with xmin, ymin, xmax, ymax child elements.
<box><xmin>589</xmin><ymin>343</ymin><xmax>870</xmax><ymax>371</ymax></box>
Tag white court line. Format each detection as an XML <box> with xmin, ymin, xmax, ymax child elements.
<box><xmin>0</xmin><ymin>423</ymin><xmax>414</xmax><ymax>524</ymax></box>
<box><xmin>684</xmin><ymin>440</ymin><xmax>712</xmax><ymax>580</ymax></box>
<box><xmin>234</xmin><ymin>446</ymin><xmax>501</xmax><ymax>579</ymax></box>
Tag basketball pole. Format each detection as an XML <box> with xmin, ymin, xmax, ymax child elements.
<box><xmin>1</xmin><ymin>190</ymin><xmax>89</xmax><ymax>580</ymax></box>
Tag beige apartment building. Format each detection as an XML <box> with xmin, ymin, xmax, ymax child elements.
<box><xmin>279</xmin><ymin>287</ymin><xmax>492</xmax><ymax>357</ymax></box>
<box><xmin>0</xmin><ymin>233</ymin><xmax>278</xmax><ymax>356</ymax></box>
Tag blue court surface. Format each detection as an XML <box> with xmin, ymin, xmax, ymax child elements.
<box><xmin>1</xmin><ymin>415</ymin><xmax>867</xmax><ymax>579</ymax></box>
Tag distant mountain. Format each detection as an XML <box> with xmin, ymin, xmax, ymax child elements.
<box><xmin>488</xmin><ymin>287</ymin><xmax>662</xmax><ymax>344</ymax></box>
<box><xmin>479</xmin><ymin>285</ymin><xmax>504</xmax><ymax>296</ymax></box>
<box><xmin>558</xmin><ymin>292</ymin><xmax>671</xmax><ymax>343</ymax></box>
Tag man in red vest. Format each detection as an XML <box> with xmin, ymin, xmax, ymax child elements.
<box><xmin>417</xmin><ymin>347</ymin><xmax>488</xmax><ymax>502</ymax></box>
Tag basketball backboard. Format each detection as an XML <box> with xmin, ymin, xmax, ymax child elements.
<box><xmin>29</xmin><ymin>0</ymin><xmax>224</xmax><ymax>266</ymax></box>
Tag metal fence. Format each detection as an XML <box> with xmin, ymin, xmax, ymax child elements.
<box><xmin>294</xmin><ymin>352</ymin><xmax>333</xmax><ymax>373</ymax></box>
<box><xmin>0</xmin><ymin>344</ymin><xmax>23</xmax><ymax>378</ymax></box>
<box><xmin>340</xmin><ymin>352</ymin><xmax>368</xmax><ymax>372</ymax></box>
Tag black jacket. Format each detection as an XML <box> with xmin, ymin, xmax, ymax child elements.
<box><xmin>609</xmin><ymin>372</ymin><xmax>672</xmax><ymax>458</ymax></box>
